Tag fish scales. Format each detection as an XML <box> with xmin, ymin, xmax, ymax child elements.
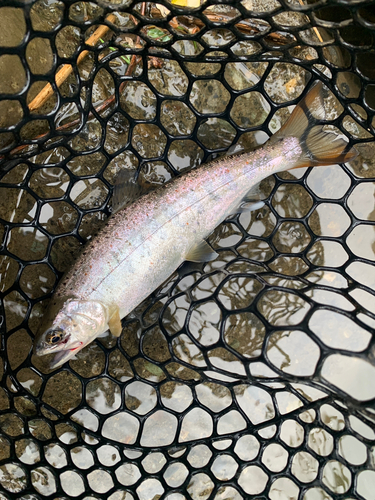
<box><xmin>58</xmin><ymin>138</ymin><xmax>300</xmax><ymax>317</ymax></box>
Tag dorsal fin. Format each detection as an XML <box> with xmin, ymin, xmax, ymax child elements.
<box><xmin>111</xmin><ymin>170</ymin><xmax>143</xmax><ymax>214</ymax></box>
<box><xmin>226</xmin><ymin>144</ymin><xmax>245</xmax><ymax>156</ymax></box>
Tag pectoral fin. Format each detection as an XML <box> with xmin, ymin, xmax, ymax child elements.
<box><xmin>186</xmin><ymin>240</ymin><xmax>218</xmax><ymax>263</ymax></box>
<box><xmin>108</xmin><ymin>306</ymin><xmax>122</xmax><ymax>337</ymax></box>
<box><xmin>234</xmin><ymin>201</ymin><xmax>265</xmax><ymax>214</ymax></box>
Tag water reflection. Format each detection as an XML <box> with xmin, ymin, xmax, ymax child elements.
<box><xmin>267</xmin><ymin>330</ymin><xmax>320</xmax><ymax>376</ymax></box>
<box><xmin>188</xmin><ymin>304</ymin><xmax>221</xmax><ymax>346</ymax></box>
<box><xmin>280</xmin><ymin>420</ymin><xmax>304</xmax><ymax>448</ymax></box>
<box><xmin>309</xmin><ymin>203</ymin><xmax>350</xmax><ymax>237</ymax></box>
<box><xmin>172</xmin><ymin>334</ymin><xmax>206</xmax><ymax>367</ymax></box>
<box><xmin>39</xmin><ymin>201</ymin><xmax>78</xmax><ymax>235</ymax></box>
<box><xmin>1</xmin><ymin>33</ymin><xmax>375</xmax><ymax>500</ymax></box>
<box><xmin>0</xmin><ymin>187</ymin><xmax>36</xmax><ymax>223</ymax></box>
<box><xmin>15</xmin><ymin>438</ymin><xmax>40</xmax><ymax>464</ymax></box>
<box><xmin>273</xmin><ymin>221</ymin><xmax>311</xmax><ymax>253</ymax></box>
<box><xmin>197</xmin><ymin>118</ymin><xmax>236</xmax><ymax>151</ymax></box>
<box><xmin>224</xmin><ymin>311</ymin><xmax>265</xmax><ymax>358</ymax></box>
<box><xmin>309</xmin><ymin>310</ymin><xmax>371</xmax><ymax>352</ymax></box>
<box><xmin>160</xmin><ymin>382</ymin><xmax>193</xmax><ymax>413</ymax></box>
<box><xmin>322</xmin><ymin>355</ymin><xmax>375</xmax><ymax>401</ymax></box>
<box><xmin>347</xmin><ymin>224</ymin><xmax>375</xmax><ymax>261</ymax></box>
<box><xmin>86</xmin><ymin>378</ymin><xmax>122</xmax><ymax>415</ymax></box>
<box><xmin>208</xmin><ymin>348</ymin><xmax>246</xmax><ymax>376</ymax></box>
<box><xmin>125</xmin><ymin>381</ymin><xmax>157</xmax><ymax>415</ymax></box>
<box><xmin>322</xmin><ymin>460</ymin><xmax>352</xmax><ymax>494</ymax></box>
<box><xmin>308</xmin><ymin>428</ymin><xmax>334</xmax><ymax>457</ymax></box>
<box><xmin>258</xmin><ymin>290</ymin><xmax>311</xmax><ymax>326</ymax></box>
<box><xmin>225</xmin><ymin>62</ymin><xmax>268</xmax><ymax>90</ymax></box>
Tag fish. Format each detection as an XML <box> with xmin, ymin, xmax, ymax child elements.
<box><xmin>34</xmin><ymin>81</ymin><xmax>357</xmax><ymax>368</ymax></box>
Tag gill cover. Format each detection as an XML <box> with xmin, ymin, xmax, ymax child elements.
<box><xmin>59</xmin><ymin>299</ymin><xmax>108</xmax><ymax>340</ymax></box>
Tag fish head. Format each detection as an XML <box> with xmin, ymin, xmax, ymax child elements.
<box><xmin>34</xmin><ymin>297</ymin><xmax>108</xmax><ymax>369</ymax></box>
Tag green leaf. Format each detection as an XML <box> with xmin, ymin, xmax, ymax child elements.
<box><xmin>121</xmin><ymin>55</ymin><xmax>132</xmax><ymax>64</ymax></box>
<box><xmin>144</xmin><ymin>362</ymin><xmax>164</xmax><ymax>376</ymax></box>
<box><xmin>147</xmin><ymin>28</ymin><xmax>165</xmax><ymax>38</ymax></box>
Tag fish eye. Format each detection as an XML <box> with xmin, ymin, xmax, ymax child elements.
<box><xmin>46</xmin><ymin>329</ymin><xmax>64</xmax><ymax>345</ymax></box>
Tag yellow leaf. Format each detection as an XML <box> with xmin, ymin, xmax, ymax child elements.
<box><xmin>171</xmin><ymin>0</ymin><xmax>201</xmax><ymax>7</ymax></box>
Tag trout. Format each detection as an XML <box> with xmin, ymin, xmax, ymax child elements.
<box><xmin>34</xmin><ymin>81</ymin><xmax>357</xmax><ymax>368</ymax></box>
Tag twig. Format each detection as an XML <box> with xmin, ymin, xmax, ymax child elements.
<box><xmin>7</xmin><ymin>55</ymin><xmax>140</xmax><ymax>158</ymax></box>
<box><xmin>27</xmin><ymin>7</ymin><xmax>296</xmax><ymax>117</ymax></box>
<box><xmin>28</xmin><ymin>13</ymin><xmax>117</xmax><ymax>113</ymax></box>
<box><xmin>7</xmin><ymin>5</ymin><xmax>148</xmax><ymax>158</ymax></box>
<box><xmin>297</xmin><ymin>0</ymin><xmax>324</xmax><ymax>43</ymax></box>
<box><xmin>168</xmin><ymin>12</ymin><xmax>298</xmax><ymax>44</ymax></box>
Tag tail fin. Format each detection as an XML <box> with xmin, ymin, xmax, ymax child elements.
<box><xmin>269</xmin><ymin>81</ymin><xmax>358</xmax><ymax>168</ymax></box>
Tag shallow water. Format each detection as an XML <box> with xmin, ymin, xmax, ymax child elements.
<box><xmin>1</xmin><ymin>2</ymin><xmax>375</xmax><ymax>499</ymax></box>
<box><xmin>2</xmin><ymin>151</ymin><xmax>375</xmax><ymax>494</ymax></box>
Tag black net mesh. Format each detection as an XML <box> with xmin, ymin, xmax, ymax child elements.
<box><xmin>1</xmin><ymin>0</ymin><xmax>375</xmax><ymax>498</ymax></box>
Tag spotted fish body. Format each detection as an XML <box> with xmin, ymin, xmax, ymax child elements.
<box><xmin>35</xmin><ymin>82</ymin><xmax>357</xmax><ymax>368</ymax></box>
<box><xmin>64</xmin><ymin>137</ymin><xmax>299</xmax><ymax>313</ymax></box>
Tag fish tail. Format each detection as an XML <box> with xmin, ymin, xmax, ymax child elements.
<box><xmin>270</xmin><ymin>80</ymin><xmax>358</xmax><ymax>168</ymax></box>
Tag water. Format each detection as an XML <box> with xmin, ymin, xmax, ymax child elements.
<box><xmin>1</xmin><ymin>3</ymin><xmax>375</xmax><ymax>499</ymax></box>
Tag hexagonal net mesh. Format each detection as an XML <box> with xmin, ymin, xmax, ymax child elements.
<box><xmin>1</xmin><ymin>0</ymin><xmax>375</xmax><ymax>498</ymax></box>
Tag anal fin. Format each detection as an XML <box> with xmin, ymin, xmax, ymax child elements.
<box><xmin>108</xmin><ymin>306</ymin><xmax>122</xmax><ymax>337</ymax></box>
<box><xmin>186</xmin><ymin>240</ymin><xmax>218</xmax><ymax>263</ymax></box>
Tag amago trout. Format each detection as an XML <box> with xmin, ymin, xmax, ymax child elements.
<box><xmin>34</xmin><ymin>81</ymin><xmax>357</xmax><ymax>368</ymax></box>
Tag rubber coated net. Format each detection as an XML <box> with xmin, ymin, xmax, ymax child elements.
<box><xmin>1</xmin><ymin>0</ymin><xmax>375</xmax><ymax>498</ymax></box>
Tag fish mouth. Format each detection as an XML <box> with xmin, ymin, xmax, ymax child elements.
<box><xmin>34</xmin><ymin>341</ymin><xmax>63</xmax><ymax>356</ymax></box>
<box><xmin>49</xmin><ymin>344</ymin><xmax>83</xmax><ymax>369</ymax></box>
